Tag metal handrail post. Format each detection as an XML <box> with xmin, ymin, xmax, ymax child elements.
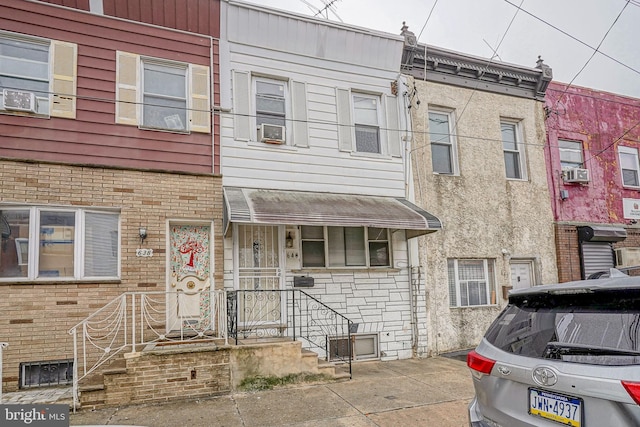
<box><xmin>71</xmin><ymin>332</ymin><xmax>78</xmax><ymax>411</ymax></box>
<box><xmin>0</xmin><ymin>342</ymin><xmax>8</xmax><ymax>403</ymax></box>
<box><xmin>131</xmin><ymin>294</ymin><xmax>136</xmax><ymax>353</ymax></box>
<box><xmin>292</xmin><ymin>290</ymin><xmax>296</xmax><ymax>341</ymax></box>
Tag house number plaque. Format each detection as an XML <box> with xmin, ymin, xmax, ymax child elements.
<box><xmin>136</xmin><ymin>249</ymin><xmax>153</xmax><ymax>257</ymax></box>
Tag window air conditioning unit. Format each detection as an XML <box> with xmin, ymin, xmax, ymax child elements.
<box><xmin>2</xmin><ymin>89</ymin><xmax>37</xmax><ymax>113</ymax></box>
<box><xmin>615</xmin><ymin>247</ymin><xmax>640</xmax><ymax>268</ymax></box>
<box><xmin>563</xmin><ymin>168</ymin><xmax>589</xmax><ymax>183</ymax></box>
<box><xmin>258</xmin><ymin>123</ymin><xmax>285</xmax><ymax>144</ymax></box>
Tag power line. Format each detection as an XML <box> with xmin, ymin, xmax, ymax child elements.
<box><xmin>454</xmin><ymin>0</ymin><xmax>524</xmax><ymax>127</ymax></box>
<box><xmin>417</xmin><ymin>0</ymin><xmax>439</xmax><ymax>42</ymax></box>
<box><xmin>502</xmin><ymin>0</ymin><xmax>640</xmax><ymax>79</ymax></box>
<box><xmin>551</xmin><ymin>0</ymin><xmax>630</xmax><ymax>110</ymax></box>
<box><xmin>9</xmin><ymin>83</ymin><xmax>636</xmax><ymax>154</ymax></box>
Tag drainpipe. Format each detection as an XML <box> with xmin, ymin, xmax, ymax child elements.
<box><xmin>398</xmin><ymin>74</ymin><xmax>420</xmax><ymax>356</ymax></box>
<box><xmin>0</xmin><ymin>342</ymin><xmax>7</xmax><ymax>403</ymax></box>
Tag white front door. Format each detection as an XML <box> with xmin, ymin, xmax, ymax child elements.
<box><xmin>510</xmin><ymin>261</ymin><xmax>533</xmax><ymax>291</ymax></box>
<box><xmin>235</xmin><ymin>224</ymin><xmax>283</xmax><ymax>327</ymax></box>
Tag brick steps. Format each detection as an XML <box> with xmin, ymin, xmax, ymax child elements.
<box><xmin>78</xmin><ymin>341</ymin><xmax>348</xmax><ymax>409</ymax></box>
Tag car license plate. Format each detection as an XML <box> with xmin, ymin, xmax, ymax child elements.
<box><xmin>529</xmin><ymin>388</ymin><xmax>582</xmax><ymax>427</ymax></box>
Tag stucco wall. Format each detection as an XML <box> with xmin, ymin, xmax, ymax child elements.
<box><xmin>410</xmin><ymin>79</ymin><xmax>558</xmax><ymax>354</ymax></box>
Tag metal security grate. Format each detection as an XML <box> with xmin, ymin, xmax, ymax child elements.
<box><xmin>19</xmin><ymin>359</ymin><xmax>73</xmax><ymax>388</ymax></box>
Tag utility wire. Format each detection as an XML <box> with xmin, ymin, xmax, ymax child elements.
<box><xmin>502</xmin><ymin>0</ymin><xmax>640</xmax><ymax>78</ymax></box>
<box><xmin>417</xmin><ymin>0</ymin><xmax>439</xmax><ymax>42</ymax></box>
<box><xmin>9</xmin><ymin>84</ymin><xmax>636</xmax><ymax>153</ymax></box>
<box><xmin>551</xmin><ymin>0</ymin><xmax>630</xmax><ymax>110</ymax></box>
<box><xmin>454</xmin><ymin>0</ymin><xmax>524</xmax><ymax>126</ymax></box>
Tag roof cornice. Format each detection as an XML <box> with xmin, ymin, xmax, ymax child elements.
<box><xmin>401</xmin><ymin>28</ymin><xmax>552</xmax><ymax>101</ymax></box>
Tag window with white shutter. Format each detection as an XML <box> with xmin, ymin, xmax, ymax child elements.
<box><xmin>115</xmin><ymin>51</ymin><xmax>211</xmax><ymax>134</ymax></box>
<box><xmin>0</xmin><ymin>31</ymin><xmax>77</xmax><ymax>118</ymax></box>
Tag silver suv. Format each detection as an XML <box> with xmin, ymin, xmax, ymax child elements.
<box><xmin>467</xmin><ymin>271</ymin><xmax>640</xmax><ymax>426</ymax></box>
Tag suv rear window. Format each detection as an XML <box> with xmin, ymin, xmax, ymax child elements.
<box><xmin>484</xmin><ymin>290</ymin><xmax>640</xmax><ymax>366</ymax></box>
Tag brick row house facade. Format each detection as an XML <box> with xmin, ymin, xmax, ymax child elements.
<box><xmin>544</xmin><ymin>82</ymin><xmax>640</xmax><ymax>281</ymax></box>
<box><xmin>0</xmin><ymin>0</ymin><xmax>221</xmax><ymax>393</ymax></box>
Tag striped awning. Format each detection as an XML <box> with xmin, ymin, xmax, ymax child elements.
<box><xmin>223</xmin><ymin>187</ymin><xmax>442</xmax><ymax>239</ymax></box>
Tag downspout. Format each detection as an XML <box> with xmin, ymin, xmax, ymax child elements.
<box><xmin>399</xmin><ymin>74</ymin><xmax>420</xmax><ymax>356</ymax></box>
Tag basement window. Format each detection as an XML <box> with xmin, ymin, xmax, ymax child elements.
<box><xmin>19</xmin><ymin>359</ymin><xmax>73</xmax><ymax>388</ymax></box>
<box><xmin>328</xmin><ymin>334</ymin><xmax>379</xmax><ymax>361</ymax></box>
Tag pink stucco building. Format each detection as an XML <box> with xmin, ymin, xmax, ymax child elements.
<box><xmin>544</xmin><ymin>81</ymin><xmax>640</xmax><ymax>281</ymax></box>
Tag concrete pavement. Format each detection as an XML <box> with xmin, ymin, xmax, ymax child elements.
<box><xmin>69</xmin><ymin>356</ymin><xmax>474</xmax><ymax>427</ymax></box>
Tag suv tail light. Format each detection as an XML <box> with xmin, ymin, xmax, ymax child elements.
<box><xmin>467</xmin><ymin>350</ymin><xmax>496</xmax><ymax>379</ymax></box>
<box><xmin>622</xmin><ymin>381</ymin><xmax>640</xmax><ymax>405</ymax></box>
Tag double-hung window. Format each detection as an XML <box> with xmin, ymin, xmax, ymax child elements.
<box><xmin>142</xmin><ymin>61</ymin><xmax>187</xmax><ymax>131</ymax></box>
<box><xmin>0</xmin><ymin>207</ymin><xmax>120</xmax><ymax>281</ymax></box>
<box><xmin>448</xmin><ymin>259</ymin><xmax>496</xmax><ymax>307</ymax></box>
<box><xmin>0</xmin><ymin>31</ymin><xmax>77</xmax><ymax>117</ymax></box>
<box><xmin>116</xmin><ymin>51</ymin><xmax>210</xmax><ymax>133</ymax></box>
<box><xmin>559</xmin><ymin>139</ymin><xmax>584</xmax><ymax>169</ymax></box>
<box><xmin>255</xmin><ymin>79</ymin><xmax>286</xmax><ymax>128</ymax></box>
<box><xmin>301</xmin><ymin>226</ymin><xmax>390</xmax><ymax>268</ymax></box>
<box><xmin>353</xmin><ymin>94</ymin><xmax>381</xmax><ymax>154</ymax></box>
<box><xmin>619</xmin><ymin>146</ymin><xmax>640</xmax><ymax>188</ymax></box>
<box><xmin>428</xmin><ymin>110</ymin><xmax>458</xmax><ymax>174</ymax></box>
<box><xmin>501</xmin><ymin>120</ymin><xmax>526</xmax><ymax>180</ymax></box>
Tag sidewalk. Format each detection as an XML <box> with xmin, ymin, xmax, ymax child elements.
<box><xmin>66</xmin><ymin>356</ymin><xmax>473</xmax><ymax>427</ymax></box>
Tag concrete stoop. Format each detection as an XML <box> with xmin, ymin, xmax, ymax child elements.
<box><xmin>78</xmin><ymin>339</ymin><xmax>348</xmax><ymax>409</ymax></box>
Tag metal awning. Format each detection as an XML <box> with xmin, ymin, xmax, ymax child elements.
<box><xmin>578</xmin><ymin>225</ymin><xmax>627</xmax><ymax>242</ymax></box>
<box><xmin>223</xmin><ymin>187</ymin><xmax>442</xmax><ymax>239</ymax></box>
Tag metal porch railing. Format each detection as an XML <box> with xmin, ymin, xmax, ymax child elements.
<box><xmin>69</xmin><ymin>288</ymin><xmax>353</xmax><ymax>410</ymax></box>
<box><xmin>68</xmin><ymin>290</ymin><xmax>227</xmax><ymax>410</ymax></box>
<box><xmin>227</xmin><ymin>289</ymin><xmax>353</xmax><ymax>378</ymax></box>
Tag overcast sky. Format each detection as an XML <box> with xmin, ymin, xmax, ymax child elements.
<box><xmin>251</xmin><ymin>0</ymin><xmax>640</xmax><ymax>99</ymax></box>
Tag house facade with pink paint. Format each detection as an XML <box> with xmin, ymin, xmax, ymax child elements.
<box><xmin>544</xmin><ymin>82</ymin><xmax>640</xmax><ymax>281</ymax></box>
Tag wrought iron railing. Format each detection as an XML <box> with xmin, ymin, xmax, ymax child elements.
<box><xmin>68</xmin><ymin>290</ymin><xmax>227</xmax><ymax>410</ymax></box>
<box><xmin>228</xmin><ymin>289</ymin><xmax>353</xmax><ymax>378</ymax></box>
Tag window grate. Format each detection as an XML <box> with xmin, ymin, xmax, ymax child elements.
<box><xmin>19</xmin><ymin>359</ymin><xmax>73</xmax><ymax>388</ymax></box>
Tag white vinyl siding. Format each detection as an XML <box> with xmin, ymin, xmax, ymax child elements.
<box><xmin>232</xmin><ymin>71</ymin><xmax>308</xmax><ymax>147</ymax></box>
<box><xmin>115</xmin><ymin>51</ymin><xmax>210</xmax><ymax>133</ymax></box>
<box><xmin>335</xmin><ymin>89</ymin><xmax>401</xmax><ymax>157</ymax></box>
<box><xmin>448</xmin><ymin>259</ymin><xmax>496</xmax><ymax>307</ymax></box>
<box><xmin>0</xmin><ymin>32</ymin><xmax>77</xmax><ymax>118</ymax></box>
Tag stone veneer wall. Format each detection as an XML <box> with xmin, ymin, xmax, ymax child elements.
<box><xmin>285</xmin><ymin>269</ymin><xmax>421</xmax><ymax>360</ymax></box>
<box><xmin>0</xmin><ymin>159</ymin><xmax>223</xmax><ymax>392</ymax></box>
